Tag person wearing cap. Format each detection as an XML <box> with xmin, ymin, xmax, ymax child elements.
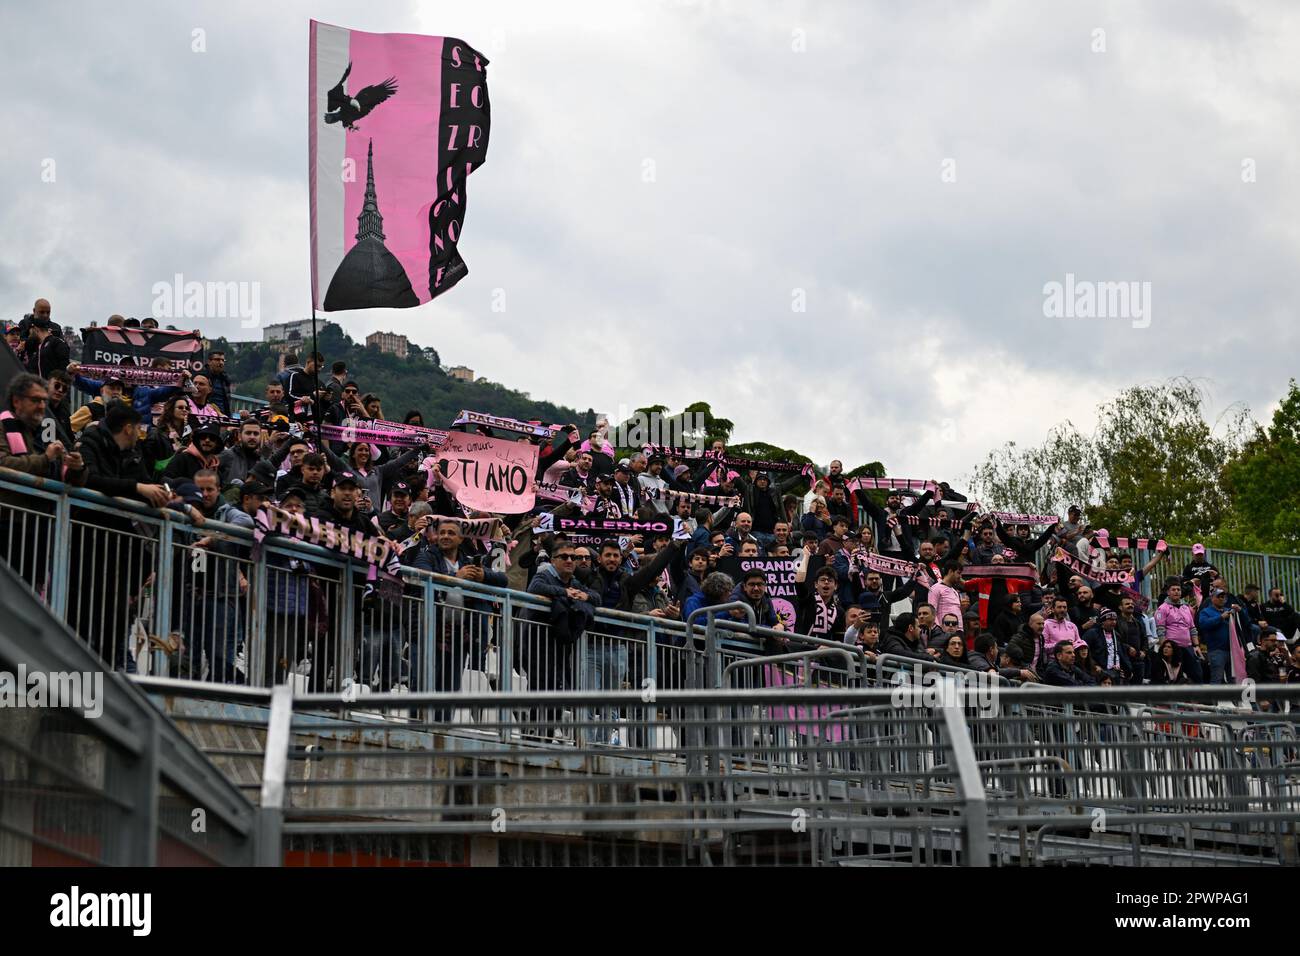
<box><xmin>66</xmin><ymin>359</ymin><xmax>188</xmax><ymax>422</ymax></box>
<box><xmin>1084</xmin><ymin>609</ymin><xmax>1132</xmax><ymax>684</ymax></box>
<box><xmin>610</xmin><ymin>460</ymin><xmax>641</xmax><ymax>515</ymax></box>
<box><xmin>635</xmin><ymin>453</ymin><xmax>670</xmax><ymax>513</ymax></box>
<box><xmin>1196</xmin><ymin>587</ymin><xmax>1239</xmax><ymax>684</ymax></box>
<box><xmin>162</xmin><ymin>422</ymin><xmax>224</xmax><ymax>482</ymax></box>
<box><xmin>589</xmin><ymin>471</ymin><xmax>624</xmax><ymax>518</ymax></box>
<box><xmin>379</xmin><ymin>480</ymin><xmax>415</xmax><ymax>540</ymax></box>
<box><xmin>1182</xmin><ymin>543</ymin><xmax>1217</xmax><ymax>589</ymax></box>
<box><xmin>68</xmin><ymin>374</ymin><xmax>129</xmax><ymax>433</ymax></box>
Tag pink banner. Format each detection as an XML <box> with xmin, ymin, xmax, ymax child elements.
<box><xmin>310</xmin><ymin>21</ymin><xmax>489</xmax><ymax>310</ymax></box>
<box><xmin>433</xmin><ymin>431</ymin><xmax>538</xmax><ymax>514</ymax></box>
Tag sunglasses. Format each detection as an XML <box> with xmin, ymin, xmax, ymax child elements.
<box><xmin>943</xmin><ymin>620</ymin><xmax>959</xmax><ymax>627</ymax></box>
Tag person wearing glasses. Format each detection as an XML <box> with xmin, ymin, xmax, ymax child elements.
<box><xmin>0</xmin><ymin>373</ymin><xmax>87</xmax><ymax>590</ymax></box>
<box><xmin>44</xmin><ymin>369</ymin><xmax>76</xmax><ymax>446</ymax></box>
<box><xmin>525</xmin><ymin>544</ymin><xmax>602</xmax><ymax>733</ymax></box>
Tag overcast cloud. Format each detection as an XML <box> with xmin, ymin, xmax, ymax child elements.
<box><xmin>4</xmin><ymin>0</ymin><xmax>1297</xmax><ymax>486</ymax></box>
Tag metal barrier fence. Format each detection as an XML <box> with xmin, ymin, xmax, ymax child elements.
<box><xmin>0</xmin><ymin>560</ymin><xmax>259</xmax><ymax>866</ymax></box>
<box><xmin>134</xmin><ymin>679</ymin><xmax>1300</xmax><ymax>866</ymax></box>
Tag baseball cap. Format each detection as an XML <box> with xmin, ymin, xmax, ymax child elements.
<box><xmin>614</xmin><ymin>462</ymin><xmax>631</xmax><ymax>475</ymax></box>
<box><xmin>240</xmin><ymin>479</ymin><xmax>273</xmax><ymax>498</ymax></box>
<box><xmin>104</xmin><ymin>374</ymin><xmax>125</xmax><ymax>387</ymax></box>
<box><xmin>1192</xmin><ymin>543</ymin><xmax>1206</xmax><ymax>555</ymax></box>
<box><xmin>332</xmin><ymin>471</ymin><xmax>361</xmax><ymax>488</ymax></box>
<box><xmin>279</xmin><ymin>485</ymin><xmax>309</xmax><ymax>503</ymax></box>
<box><xmin>1210</xmin><ymin>587</ymin><xmax>1227</xmax><ymax>597</ymax></box>
<box><xmin>392</xmin><ymin>481</ymin><xmax>413</xmax><ymax>496</ymax></box>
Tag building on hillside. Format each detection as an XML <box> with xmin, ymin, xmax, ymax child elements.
<box><xmin>447</xmin><ymin>365</ymin><xmax>475</xmax><ymax>382</ymax></box>
<box><xmin>264</xmin><ymin>319</ymin><xmax>321</xmax><ymax>342</ymax></box>
<box><xmin>366</xmin><ymin>331</ymin><xmax>409</xmax><ymax>358</ymax></box>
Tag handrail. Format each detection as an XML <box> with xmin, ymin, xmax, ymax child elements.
<box><xmin>875</xmin><ymin>652</ymin><xmax>1011</xmax><ymax>687</ymax></box>
<box><xmin>722</xmin><ymin>646</ymin><xmax>857</xmax><ymax>687</ymax></box>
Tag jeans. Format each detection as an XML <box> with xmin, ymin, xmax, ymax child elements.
<box><xmin>1208</xmin><ymin>648</ymin><xmax>1230</xmax><ymax>685</ymax></box>
<box><xmin>181</xmin><ymin>595</ymin><xmax>244</xmax><ymax>684</ymax></box>
<box><xmin>1179</xmin><ymin>645</ymin><xmax>1205</xmax><ymax>683</ymax></box>
<box><xmin>359</xmin><ymin>625</ymin><xmax>405</xmax><ymax>691</ymax></box>
<box><xmin>583</xmin><ymin>640</ymin><xmax>629</xmax><ymax>742</ymax></box>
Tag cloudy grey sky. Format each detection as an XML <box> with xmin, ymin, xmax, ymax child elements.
<box><xmin>4</xmin><ymin>0</ymin><xmax>1297</xmax><ymax>485</ymax></box>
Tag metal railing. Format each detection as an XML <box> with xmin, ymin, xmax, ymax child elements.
<box><xmin>131</xmin><ymin>678</ymin><xmax>1300</xmax><ymax>866</ymax></box>
<box><xmin>0</xmin><ymin>560</ymin><xmax>259</xmax><ymax>866</ymax></box>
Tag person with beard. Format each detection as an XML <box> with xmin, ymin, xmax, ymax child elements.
<box><xmin>559</xmin><ymin>449</ymin><xmax>598</xmax><ymax>494</ymax></box>
<box><xmin>1114</xmin><ymin>595</ymin><xmax>1149</xmax><ymax>682</ymax></box>
<box><xmin>0</xmin><ymin>373</ymin><xmax>87</xmax><ymax>590</ymax></box>
<box><xmin>1042</xmin><ymin>641</ymin><xmax>1097</xmax><ymax>686</ymax></box>
<box><xmin>610</xmin><ymin>461</ymin><xmax>641</xmax><ymax>515</ymax></box>
<box><xmin>162</xmin><ymin>423</ymin><xmax>223</xmax><ymax>483</ymax></box>
<box><xmin>734</xmin><ymin>469</ymin><xmax>804</xmax><ymax>539</ymax></box>
<box><xmin>218</xmin><ymin>419</ymin><xmax>265</xmax><ymax>488</ymax></box>
<box><xmin>43</xmin><ymin>369</ymin><xmax>75</xmax><ymax>447</ymax></box>
<box><xmin>1007</xmin><ymin>612</ymin><xmax>1048</xmax><ymax>672</ymax></box>
<box><xmin>1263</xmin><ymin>587</ymin><xmax>1299</xmax><ymax>640</ymax></box>
<box><xmin>1084</xmin><ymin>609</ymin><xmax>1132</xmax><ymax>684</ymax></box>
<box><xmin>1069</xmin><ymin>584</ymin><xmax>1101</xmax><ymax>636</ymax></box>
<box><xmin>878</xmin><ymin>611</ymin><xmax>935</xmax><ymax>662</ymax></box>
<box><xmin>1155</xmin><ymin>580</ymin><xmax>1203</xmax><ymax>683</ymax></box>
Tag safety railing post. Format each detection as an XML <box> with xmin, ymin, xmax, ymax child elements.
<box><xmin>941</xmin><ymin>704</ymin><xmax>989</xmax><ymax>867</ymax></box>
<box><xmin>257</xmin><ymin>684</ymin><xmax>293</xmax><ymax>867</ymax></box>
<box><xmin>421</xmin><ymin>579</ymin><xmax>437</xmax><ymax>723</ymax></box>
<box><xmin>48</xmin><ymin>491</ymin><xmax>72</xmax><ymax>619</ymax></box>
<box><xmin>339</xmin><ymin>564</ymin><xmax>356</xmax><ymax>705</ymax></box>
<box><xmin>152</xmin><ymin>517</ymin><xmax>175</xmax><ymax>677</ymax></box>
<box><xmin>247</xmin><ymin>549</ymin><xmax>269</xmax><ymax>687</ymax></box>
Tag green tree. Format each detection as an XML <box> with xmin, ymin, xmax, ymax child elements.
<box><xmin>1217</xmin><ymin>379</ymin><xmax>1300</xmax><ymax>553</ymax></box>
<box><xmin>969</xmin><ymin>378</ymin><xmax>1249</xmax><ymax>539</ymax></box>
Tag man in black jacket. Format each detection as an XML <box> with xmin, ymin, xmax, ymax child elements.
<box><xmin>878</xmin><ymin>611</ymin><xmax>933</xmax><ymax>663</ymax></box>
<box><xmin>305</xmin><ymin>471</ymin><xmax>382</xmax><ymax>691</ymax></box>
<box><xmin>1263</xmin><ymin>588</ymin><xmax>1298</xmax><ymax>640</ymax></box>
<box><xmin>201</xmin><ymin>350</ymin><xmax>234</xmax><ymax>416</ymax></box>
<box><xmin>1084</xmin><ymin>610</ymin><xmax>1132</xmax><ymax>684</ymax></box>
<box><xmin>72</xmin><ymin>404</ymin><xmax>171</xmax><ymax>669</ymax></box>
<box><xmin>1042</xmin><ymin>641</ymin><xmax>1097</xmax><ymax>686</ymax></box>
<box><xmin>24</xmin><ymin>317</ymin><xmax>70</xmax><ymax>379</ymax></box>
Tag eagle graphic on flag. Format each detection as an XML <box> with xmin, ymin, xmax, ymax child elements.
<box><xmin>309</xmin><ymin>21</ymin><xmax>490</xmax><ymax>311</ymax></box>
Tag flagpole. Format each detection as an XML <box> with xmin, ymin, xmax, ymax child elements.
<box><xmin>310</xmin><ymin>306</ymin><xmax>324</xmax><ymax>453</ymax></box>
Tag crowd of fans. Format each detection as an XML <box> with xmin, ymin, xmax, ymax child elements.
<box><xmin>2</xmin><ymin>298</ymin><xmax>1299</xmax><ymax>702</ymax></box>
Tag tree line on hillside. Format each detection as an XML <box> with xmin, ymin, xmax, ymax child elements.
<box><xmin>213</xmin><ymin>323</ymin><xmax>598</xmax><ymax>435</ymax></box>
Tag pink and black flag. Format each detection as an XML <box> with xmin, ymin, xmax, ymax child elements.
<box><xmin>309</xmin><ymin>20</ymin><xmax>490</xmax><ymax>312</ymax></box>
